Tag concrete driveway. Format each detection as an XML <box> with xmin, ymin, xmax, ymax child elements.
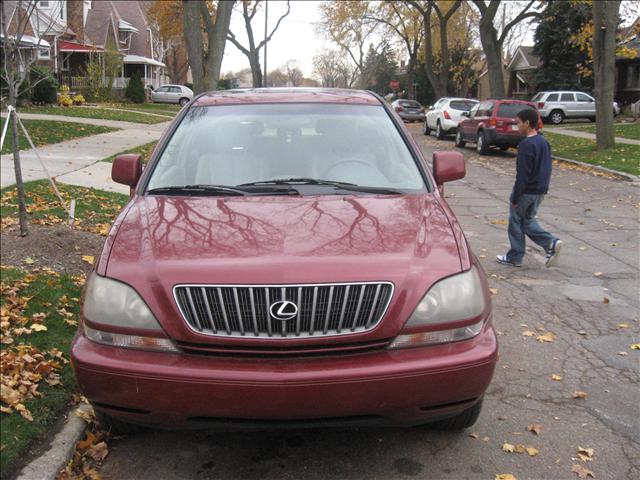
<box><xmin>96</xmin><ymin>125</ymin><xmax>639</xmax><ymax>480</ymax></box>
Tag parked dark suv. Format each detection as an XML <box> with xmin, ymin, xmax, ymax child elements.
<box><xmin>455</xmin><ymin>99</ymin><xmax>542</xmax><ymax>154</ymax></box>
<box><xmin>71</xmin><ymin>88</ymin><xmax>497</xmax><ymax>433</ymax></box>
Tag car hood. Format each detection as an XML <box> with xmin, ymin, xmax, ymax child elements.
<box><xmin>104</xmin><ymin>194</ymin><xmax>465</xmax><ymax>342</ymax></box>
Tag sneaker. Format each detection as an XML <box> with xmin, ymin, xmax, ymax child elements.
<box><xmin>545</xmin><ymin>239</ymin><xmax>562</xmax><ymax>267</ymax></box>
<box><xmin>496</xmin><ymin>254</ymin><xmax>522</xmax><ymax>267</ymax></box>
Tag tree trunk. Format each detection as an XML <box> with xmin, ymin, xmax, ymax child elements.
<box><xmin>592</xmin><ymin>0</ymin><xmax>620</xmax><ymax>150</ymax></box>
<box><xmin>203</xmin><ymin>0</ymin><xmax>234</xmax><ymax>91</ymax></box>
<box><xmin>182</xmin><ymin>1</ymin><xmax>205</xmax><ymax>93</ymax></box>
<box><xmin>407</xmin><ymin>55</ymin><xmax>416</xmax><ymax>100</ymax></box>
<box><xmin>420</xmin><ymin>10</ymin><xmax>446</xmax><ymax>99</ymax></box>
<box><xmin>249</xmin><ymin>52</ymin><xmax>263</xmax><ymax>88</ymax></box>
<box><xmin>8</xmin><ymin>93</ymin><xmax>29</xmax><ymax>237</ymax></box>
<box><xmin>478</xmin><ymin>16</ymin><xmax>505</xmax><ymax>98</ymax></box>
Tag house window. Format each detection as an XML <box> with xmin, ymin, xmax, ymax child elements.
<box><xmin>627</xmin><ymin>65</ymin><xmax>640</xmax><ymax>90</ymax></box>
<box><xmin>61</xmin><ymin>52</ymin><xmax>71</xmax><ymax>71</ymax></box>
<box><xmin>38</xmin><ymin>47</ymin><xmax>50</xmax><ymax>59</ymax></box>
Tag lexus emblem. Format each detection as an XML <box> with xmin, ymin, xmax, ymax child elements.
<box><xmin>269</xmin><ymin>300</ymin><xmax>298</xmax><ymax>321</ymax></box>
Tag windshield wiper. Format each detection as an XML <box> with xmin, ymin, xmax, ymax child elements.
<box><xmin>239</xmin><ymin>178</ymin><xmax>403</xmax><ymax>195</ymax></box>
<box><xmin>147</xmin><ymin>184</ymin><xmax>299</xmax><ymax>196</ymax></box>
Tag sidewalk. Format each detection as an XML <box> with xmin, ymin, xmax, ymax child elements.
<box><xmin>1</xmin><ymin>113</ymin><xmax>168</xmax><ymax>189</ymax></box>
<box><xmin>549</xmin><ymin>126</ymin><xmax>640</xmax><ymax>145</ymax></box>
<box><xmin>0</xmin><ymin>112</ymin><xmax>156</xmax><ymax>130</ymax></box>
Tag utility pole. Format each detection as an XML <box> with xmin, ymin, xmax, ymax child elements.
<box><xmin>263</xmin><ymin>0</ymin><xmax>268</xmax><ymax>87</ymax></box>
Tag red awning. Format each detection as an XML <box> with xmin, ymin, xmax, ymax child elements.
<box><xmin>58</xmin><ymin>41</ymin><xmax>102</xmax><ymax>53</ymax></box>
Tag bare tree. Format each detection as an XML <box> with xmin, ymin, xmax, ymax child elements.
<box><xmin>267</xmin><ymin>67</ymin><xmax>288</xmax><ymax>87</ymax></box>
<box><xmin>1</xmin><ymin>0</ymin><xmax>59</xmax><ymax>236</ymax></box>
<box><xmin>226</xmin><ymin>0</ymin><xmax>291</xmax><ymax>88</ymax></box>
<box><xmin>283</xmin><ymin>60</ymin><xmax>303</xmax><ymax>86</ymax></box>
<box><xmin>471</xmin><ymin>0</ymin><xmax>543</xmax><ymax>98</ymax></box>
<box><xmin>312</xmin><ymin>48</ymin><xmax>358</xmax><ymax>88</ymax></box>
<box><xmin>593</xmin><ymin>0</ymin><xmax>621</xmax><ymax>150</ymax></box>
<box><xmin>182</xmin><ymin>0</ymin><xmax>235</xmax><ymax>94</ymax></box>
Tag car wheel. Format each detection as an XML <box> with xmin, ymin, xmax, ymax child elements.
<box><xmin>179</xmin><ymin>97</ymin><xmax>189</xmax><ymax>107</ymax></box>
<box><xmin>476</xmin><ymin>131</ymin><xmax>489</xmax><ymax>155</ymax></box>
<box><xmin>95</xmin><ymin>410</ymin><xmax>144</xmax><ymax>435</ymax></box>
<box><xmin>549</xmin><ymin>110</ymin><xmax>564</xmax><ymax>125</ymax></box>
<box><xmin>436</xmin><ymin>121</ymin><xmax>445</xmax><ymax>140</ymax></box>
<box><xmin>429</xmin><ymin>400</ymin><xmax>483</xmax><ymax>430</ymax></box>
<box><xmin>455</xmin><ymin>130</ymin><xmax>466</xmax><ymax>148</ymax></box>
<box><xmin>423</xmin><ymin>121</ymin><xmax>431</xmax><ymax>136</ymax></box>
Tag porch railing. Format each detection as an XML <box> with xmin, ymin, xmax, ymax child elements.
<box><xmin>57</xmin><ymin>75</ymin><xmax>130</xmax><ymax>89</ymax></box>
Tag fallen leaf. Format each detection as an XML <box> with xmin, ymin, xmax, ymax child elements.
<box><xmin>86</xmin><ymin>441</ymin><xmax>109</xmax><ymax>462</ymax></box>
<box><xmin>617</xmin><ymin>351</ymin><xmax>628</xmax><ymax>356</ymax></box>
<box><xmin>593</xmin><ymin>272</ymin><xmax>603</xmax><ymax>277</ymax></box>
<box><xmin>489</xmin><ymin>288</ymin><xmax>498</xmax><ymax>295</ymax></box>
<box><xmin>551</xmin><ymin>374</ymin><xmax>563</xmax><ymax>381</ymax></box>
<box><xmin>578</xmin><ymin>246</ymin><xmax>587</xmax><ymax>251</ymax></box>
<box><xmin>618</xmin><ymin>323</ymin><xmax>629</xmax><ymax>328</ymax></box>
<box><xmin>578</xmin><ymin>330</ymin><xmax>588</xmax><ymax>336</ymax></box>
<box><xmin>24</xmin><ymin>257</ymin><xmax>35</xmax><ymax>265</ymax></box>
<box><xmin>577</xmin><ymin>447</ymin><xmax>594</xmax><ymax>460</ymax></box>
<box><xmin>495</xmin><ymin>475</ymin><xmax>518</xmax><ymax>480</ymax></box>
<box><xmin>603</xmin><ymin>297</ymin><xmax>610</xmax><ymax>304</ymax></box>
<box><xmin>526</xmin><ymin>446</ymin><xmax>539</xmax><ymax>456</ymax></box>
<box><xmin>527</xmin><ymin>423</ymin><xmax>542</xmax><ymax>435</ymax></box>
<box><xmin>468</xmin><ymin>432</ymin><xmax>479</xmax><ymax>439</ymax></box>
<box><xmin>491</xmin><ymin>219</ymin><xmax>508</xmax><ymax>225</ymax></box>
<box><xmin>630</xmin><ymin>344</ymin><xmax>640</xmax><ymax>350</ymax></box>
<box><xmin>537</xmin><ymin>332</ymin><xmax>556</xmax><ymax>343</ymax></box>
<box><xmin>30</xmin><ymin>324</ymin><xmax>47</xmax><ymax>332</ymax></box>
<box><xmin>514</xmin><ymin>444</ymin><xmax>526</xmax><ymax>454</ymax></box>
<box><xmin>502</xmin><ymin>443</ymin><xmax>515</xmax><ymax>453</ymax></box>
<box><xmin>82</xmin><ymin>255</ymin><xmax>95</xmax><ymax>265</ymax></box>
<box><xmin>573</xmin><ymin>391</ymin><xmax>588</xmax><ymax>399</ymax></box>
<box><xmin>571</xmin><ymin>464</ymin><xmax>594</xmax><ymax>479</ymax></box>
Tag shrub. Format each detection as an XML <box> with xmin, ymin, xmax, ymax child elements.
<box><xmin>125</xmin><ymin>71</ymin><xmax>145</xmax><ymax>103</ymax></box>
<box><xmin>30</xmin><ymin>65</ymin><xmax>58</xmax><ymax>104</ymax></box>
<box><xmin>58</xmin><ymin>84</ymin><xmax>73</xmax><ymax>107</ymax></box>
<box><xmin>72</xmin><ymin>94</ymin><xmax>85</xmax><ymax>105</ymax></box>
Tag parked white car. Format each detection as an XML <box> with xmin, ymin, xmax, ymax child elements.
<box><xmin>152</xmin><ymin>84</ymin><xmax>193</xmax><ymax>106</ymax></box>
<box><xmin>424</xmin><ymin>98</ymin><xmax>479</xmax><ymax>139</ymax></box>
<box><xmin>532</xmin><ymin>91</ymin><xmax>620</xmax><ymax>125</ymax></box>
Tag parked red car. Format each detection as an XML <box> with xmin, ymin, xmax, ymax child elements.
<box><xmin>455</xmin><ymin>99</ymin><xmax>543</xmax><ymax>154</ymax></box>
<box><xmin>71</xmin><ymin>88</ymin><xmax>497</xmax><ymax>432</ymax></box>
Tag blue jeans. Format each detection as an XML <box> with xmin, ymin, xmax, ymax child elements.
<box><xmin>507</xmin><ymin>194</ymin><xmax>555</xmax><ymax>263</ymax></box>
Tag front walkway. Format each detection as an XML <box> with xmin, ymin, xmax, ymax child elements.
<box><xmin>550</xmin><ymin>126</ymin><xmax>640</xmax><ymax>146</ymax></box>
<box><xmin>1</xmin><ymin>113</ymin><xmax>168</xmax><ymax>189</ymax></box>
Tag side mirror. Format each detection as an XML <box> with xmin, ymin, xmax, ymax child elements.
<box><xmin>461</xmin><ymin>111</ymin><xmax>470</xmax><ymax>117</ymax></box>
<box><xmin>112</xmin><ymin>154</ymin><xmax>142</xmax><ymax>189</ymax></box>
<box><xmin>433</xmin><ymin>151</ymin><xmax>465</xmax><ymax>186</ymax></box>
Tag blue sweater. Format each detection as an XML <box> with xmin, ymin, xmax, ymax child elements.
<box><xmin>510</xmin><ymin>134</ymin><xmax>552</xmax><ymax>204</ymax></box>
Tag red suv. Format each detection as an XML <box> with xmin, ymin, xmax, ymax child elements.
<box><xmin>455</xmin><ymin>99</ymin><xmax>542</xmax><ymax>154</ymax></box>
<box><xmin>71</xmin><ymin>89</ymin><xmax>497</xmax><ymax>432</ymax></box>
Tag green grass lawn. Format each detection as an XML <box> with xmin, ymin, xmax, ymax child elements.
<box><xmin>20</xmin><ymin>106</ymin><xmax>170</xmax><ymax>124</ymax></box>
<box><xmin>0</xmin><ymin>118</ymin><xmax>117</xmax><ymax>155</ymax></box>
<box><xmin>102</xmin><ymin>140</ymin><xmax>158</xmax><ymax>164</ymax></box>
<box><xmin>102</xmin><ymin>102</ymin><xmax>181</xmax><ymax>116</ymax></box>
<box><xmin>0</xmin><ymin>266</ymin><xmax>82</xmax><ymax>479</ymax></box>
<box><xmin>545</xmin><ymin>131</ymin><xmax>640</xmax><ymax>176</ymax></box>
<box><xmin>570</xmin><ymin>122</ymin><xmax>640</xmax><ymax>141</ymax></box>
<box><xmin>1</xmin><ymin>180</ymin><xmax>128</xmax><ymax>234</ymax></box>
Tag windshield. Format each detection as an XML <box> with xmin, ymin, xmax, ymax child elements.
<box><xmin>146</xmin><ymin>104</ymin><xmax>426</xmax><ymax>193</ymax></box>
<box><xmin>498</xmin><ymin>103</ymin><xmax>535</xmax><ymax>118</ymax></box>
<box><xmin>399</xmin><ymin>100</ymin><xmax>421</xmax><ymax>108</ymax></box>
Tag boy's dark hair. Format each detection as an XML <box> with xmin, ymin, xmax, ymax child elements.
<box><xmin>517</xmin><ymin>108</ymin><xmax>539</xmax><ymax>128</ymax></box>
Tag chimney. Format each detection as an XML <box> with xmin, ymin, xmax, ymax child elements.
<box><xmin>67</xmin><ymin>0</ymin><xmax>85</xmax><ymax>42</ymax></box>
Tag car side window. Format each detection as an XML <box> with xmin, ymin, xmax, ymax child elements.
<box><xmin>476</xmin><ymin>101</ymin><xmax>493</xmax><ymax>117</ymax></box>
<box><xmin>561</xmin><ymin>93</ymin><xmax>574</xmax><ymax>102</ymax></box>
<box><xmin>576</xmin><ymin>93</ymin><xmax>592</xmax><ymax>102</ymax></box>
<box><xmin>546</xmin><ymin>93</ymin><xmax>558</xmax><ymax>102</ymax></box>
<box><xmin>169</xmin><ymin>87</ymin><xmax>181</xmax><ymax>93</ymax></box>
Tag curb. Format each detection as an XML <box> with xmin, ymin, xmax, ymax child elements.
<box><xmin>16</xmin><ymin>404</ymin><xmax>91</xmax><ymax>480</ymax></box>
<box><xmin>553</xmin><ymin>155</ymin><xmax>639</xmax><ymax>183</ymax></box>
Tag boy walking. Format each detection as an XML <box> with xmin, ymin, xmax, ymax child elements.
<box><xmin>496</xmin><ymin>108</ymin><xmax>562</xmax><ymax>267</ymax></box>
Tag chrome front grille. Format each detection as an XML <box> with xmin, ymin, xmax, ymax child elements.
<box><xmin>174</xmin><ymin>283</ymin><xmax>394</xmax><ymax>338</ymax></box>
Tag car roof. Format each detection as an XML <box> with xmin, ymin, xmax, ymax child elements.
<box><xmin>193</xmin><ymin>88</ymin><xmax>381</xmax><ymax>107</ymax></box>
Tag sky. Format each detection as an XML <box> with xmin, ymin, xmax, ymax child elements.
<box><xmin>221</xmin><ymin>1</ymin><xmax>327</xmax><ymax>78</ymax></box>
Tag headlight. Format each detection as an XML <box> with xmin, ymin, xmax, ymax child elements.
<box><xmin>405</xmin><ymin>267</ymin><xmax>485</xmax><ymax>328</ymax></box>
<box><xmin>83</xmin><ymin>273</ymin><xmax>161</xmax><ymax>330</ymax></box>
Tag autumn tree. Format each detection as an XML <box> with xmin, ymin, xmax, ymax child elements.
<box><xmin>147</xmin><ymin>1</ymin><xmax>189</xmax><ymax>84</ymax></box>
<box><xmin>226</xmin><ymin>0</ymin><xmax>291</xmax><ymax>88</ymax></box>
<box><xmin>592</xmin><ymin>0</ymin><xmax>621</xmax><ymax>150</ymax></box>
<box><xmin>182</xmin><ymin>0</ymin><xmax>234</xmax><ymax>93</ymax></box>
<box><xmin>364</xmin><ymin>2</ymin><xmax>423</xmax><ymax>100</ymax></box>
<box><xmin>266</xmin><ymin>68</ymin><xmax>288</xmax><ymax>87</ymax></box>
<box><xmin>471</xmin><ymin>0</ymin><xmax>543</xmax><ymax>98</ymax></box>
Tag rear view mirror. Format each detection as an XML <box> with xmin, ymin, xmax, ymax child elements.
<box><xmin>112</xmin><ymin>154</ymin><xmax>143</xmax><ymax>190</ymax></box>
<box><xmin>433</xmin><ymin>151</ymin><xmax>465</xmax><ymax>186</ymax></box>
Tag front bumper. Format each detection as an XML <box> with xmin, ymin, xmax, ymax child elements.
<box><xmin>399</xmin><ymin>112</ymin><xmax>426</xmax><ymax>122</ymax></box>
<box><xmin>71</xmin><ymin>323</ymin><xmax>497</xmax><ymax>429</ymax></box>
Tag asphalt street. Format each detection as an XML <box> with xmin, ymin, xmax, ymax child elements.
<box><xmin>97</xmin><ymin>124</ymin><xmax>639</xmax><ymax>480</ymax></box>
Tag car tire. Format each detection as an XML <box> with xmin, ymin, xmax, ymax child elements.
<box><xmin>179</xmin><ymin>97</ymin><xmax>190</xmax><ymax>107</ymax></box>
<box><xmin>429</xmin><ymin>400</ymin><xmax>483</xmax><ymax>431</ymax></box>
<box><xmin>455</xmin><ymin>130</ymin><xmax>466</xmax><ymax>148</ymax></box>
<box><xmin>436</xmin><ymin>121</ymin><xmax>446</xmax><ymax>140</ymax></box>
<box><xmin>549</xmin><ymin>110</ymin><xmax>564</xmax><ymax>125</ymax></box>
<box><xmin>476</xmin><ymin>131</ymin><xmax>489</xmax><ymax>155</ymax></box>
<box><xmin>96</xmin><ymin>410</ymin><xmax>144</xmax><ymax>435</ymax></box>
<box><xmin>423</xmin><ymin>121</ymin><xmax>431</xmax><ymax>136</ymax></box>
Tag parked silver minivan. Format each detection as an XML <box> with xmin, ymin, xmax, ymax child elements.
<box><xmin>532</xmin><ymin>91</ymin><xmax>620</xmax><ymax>124</ymax></box>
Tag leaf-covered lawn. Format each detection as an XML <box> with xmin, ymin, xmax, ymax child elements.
<box><xmin>101</xmin><ymin>102</ymin><xmax>181</xmax><ymax>116</ymax></box>
<box><xmin>102</xmin><ymin>140</ymin><xmax>158</xmax><ymax>164</ymax></box>
<box><xmin>570</xmin><ymin>122</ymin><xmax>640</xmax><ymax>141</ymax></box>
<box><xmin>544</xmin><ymin>132</ymin><xmax>640</xmax><ymax>176</ymax></box>
<box><xmin>0</xmin><ymin>119</ymin><xmax>117</xmax><ymax>155</ymax></box>
<box><xmin>1</xmin><ymin>180</ymin><xmax>128</xmax><ymax>235</ymax></box>
<box><xmin>0</xmin><ymin>266</ymin><xmax>83</xmax><ymax>479</ymax></box>
<box><xmin>20</xmin><ymin>106</ymin><xmax>169</xmax><ymax>124</ymax></box>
